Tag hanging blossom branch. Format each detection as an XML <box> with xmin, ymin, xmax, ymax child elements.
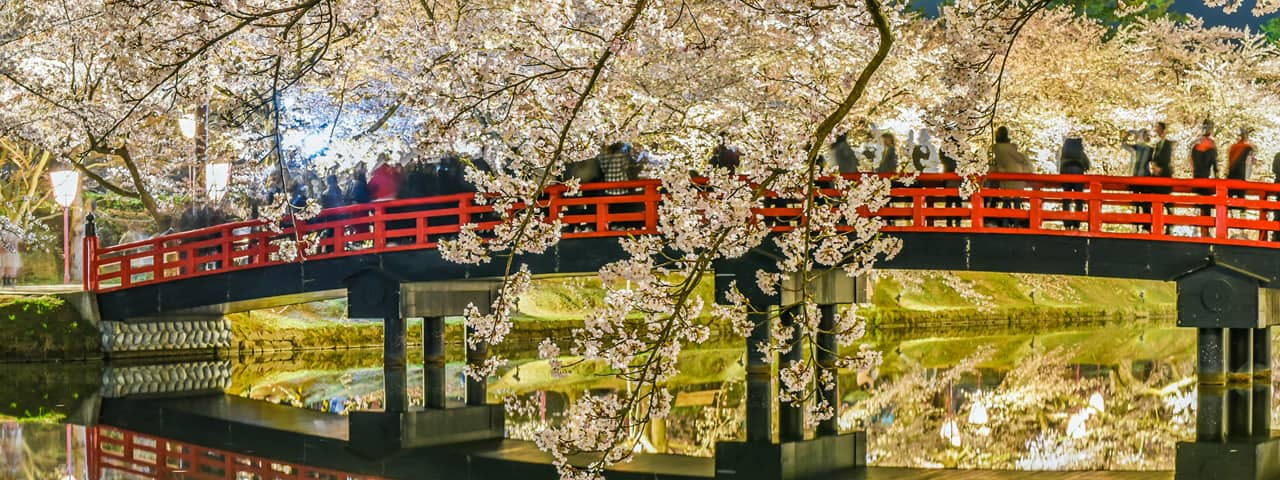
<box><xmin>745</xmin><ymin>0</ymin><xmax>900</xmax><ymax>427</ymax></box>
<box><xmin>439</xmin><ymin>0</ymin><xmax>654</xmax><ymax>387</ymax></box>
<box><xmin>481</xmin><ymin>1</ymin><xmax>903</xmax><ymax>478</ymax></box>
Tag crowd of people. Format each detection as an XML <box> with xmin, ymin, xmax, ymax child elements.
<box><xmin>162</xmin><ymin>119</ymin><xmax>1280</xmax><ymax>239</ymax></box>
<box><xmin>0</xmin><ymin>225</ymin><xmax>20</xmax><ymax>287</ymax></box>
<box><xmin>984</xmin><ymin>120</ymin><xmax>1271</xmax><ymax>234</ymax></box>
<box><xmin>109</xmin><ymin>120</ymin><xmax>1280</xmax><ymax>260</ymax></box>
<box><xmin>278</xmin><ymin>153</ymin><xmax>486</xmax><ymax>213</ymax></box>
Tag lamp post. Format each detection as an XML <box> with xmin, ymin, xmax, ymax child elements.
<box><xmin>204</xmin><ymin>160</ymin><xmax>231</xmax><ymax>202</ymax></box>
<box><xmin>49</xmin><ymin>169</ymin><xmax>81</xmax><ymax>285</ymax></box>
<box><xmin>178</xmin><ymin>109</ymin><xmax>208</xmax><ymax>201</ymax></box>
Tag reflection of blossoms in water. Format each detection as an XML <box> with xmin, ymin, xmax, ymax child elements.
<box><xmin>1016</xmin><ymin>432</ymin><xmax>1095</xmax><ymax>470</ymax></box>
<box><xmin>843</xmin><ymin>339</ymin><xmax>1195</xmax><ymax>471</ymax></box>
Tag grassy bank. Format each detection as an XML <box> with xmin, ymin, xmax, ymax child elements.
<box><xmin>0</xmin><ymin>295</ymin><xmax>100</xmax><ymax>361</ymax></box>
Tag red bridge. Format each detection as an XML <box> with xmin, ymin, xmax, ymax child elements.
<box><xmin>84</xmin><ymin>173</ymin><xmax>1280</xmax><ymax>321</ymax></box>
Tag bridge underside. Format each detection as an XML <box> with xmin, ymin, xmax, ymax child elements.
<box><xmin>96</xmin><ymin>233</ymin><xmax>1280</xmax><ymax>322</ymax></box>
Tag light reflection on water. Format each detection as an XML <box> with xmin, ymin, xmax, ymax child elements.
<box><xmin>221</xmin><ymin>323</ymin><xmax>1233</xmax><ymax>471</ymax></box>
<box><xmin>7</xmin><ymin>321</ymin><xmax>1278</xmax><ymax>475</ymax></box>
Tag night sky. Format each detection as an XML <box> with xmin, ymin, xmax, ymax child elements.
<box><xmin>1177</xmin><ymin>3</ymin><xmax>1279</xmax><ymax>29</ymax></box>
<box><xmin>912</xmin><ymin>1</ymin><xmax>1280</xmax><ymax>30</ymax></box>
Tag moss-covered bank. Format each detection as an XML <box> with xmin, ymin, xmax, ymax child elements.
<box><xmin>0</xmin><ymin>296</ymin><xmax>100</xmax><ymax>361</ymax></box>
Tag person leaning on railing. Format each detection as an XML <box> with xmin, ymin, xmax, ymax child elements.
<box><xmin>1226</xmin><ymin>128</ymin><xmax>1256</xmax><ymax>198</ymax></box>
<box><xmin>992</xmin><ymin>126</ymin><xmax>1034</xmax><ymax>228</ymax></box>
<box><xmin>1189</xmin><ymin>121</ymin><xmax>1218</xmax><ymax>237</ymax></box>
<box><xmin>1272</xmin><ymin>152</ymin><xmax>1280</xmax><ymax>241</ymax></box>
<box><xmin>561</xmin><ymin>149</ymin><xmax>602</xmax><ymax>233</ymax></box>
<box><xmin>597</xmin><ymin>142</ymin><xmax>644</xmax><ymax>231</ymax></box>
<box><xmin>1123</xmin><ymin>129</ymin><xmax>1155</xmax><ymax>231</ymax></box>
<box><xmin>1057</xmin><ymin>136</ymin><xmax>1091</xmax><ymax>231</ymax></box>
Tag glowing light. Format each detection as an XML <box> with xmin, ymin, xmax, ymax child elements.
<box><xmin>178</xmin><ymin>114</ymin><xmax>197</xmax><ymax>139</ymax></box>
<box><xmin>1088</xmin><ymin>392</ymin><xmax>1105</xmax><ymax>414</ymax></box>
<box><xmin>300</xmin><ymin>132</ymin><xmax>328</xmax><ymax>157</ymax></box>
<box><xmin>49</xmin><ymin>170</ymin><xmax>80</xmax><ymax>208</ymax></box>
<box><xmin>967</xmin><ymin>398</ymin><xmax>989</xmax><ymax>425</ymax></box>
<box><xmin>204</xmin><ymin>161</ymin><xmax>231</xmax><ymax>202</ymax></box>
<box><xmin>939</xmin><ymin>419</ymin><xmax>961</xmax><ymax>447</ymax></box>
<box><xmin>1066</xmin><ymin>410</ymin><xmax>1090</xmax><ymax>439</ymax></box>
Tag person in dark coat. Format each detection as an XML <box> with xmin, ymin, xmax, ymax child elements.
<box><xmin>1058</xmin><ymin>137</ymin><xmax>1091</xmax><ymax>230</ymax></box>
<box><xmin>1149</xmin><ymin>122</ymin><xmax>1174</xmax><ymax>187</ymax></box>
<box><xmin>1123</xmin><ymin>129</ymin><xmax>1155</xmax><ymax>228</ymax></box>
<box><xmin>876</xmin><ymin>133</ymin><xmax>899</xmax><ymax>174</ymax></box>
<box><xmin>437</xmin><ymin>155</ymin><xmax>468</xmax><ymax>195</ymax></box>
<box><xmin>347</xmin><ymin>165</ymin><xmax>372</xmax><ymax>205</ymax></box>
<box><xmin>710</xmin><ymin>136</ymin><xmax>741</xmax><ymax>174</ymax></box>
<box><xmin>941</xmin><ymin>150</ymin><xmax>961</xmax><ymax>227</ymax></box>
<box><xmin>399</xmin><ymin>159</ymin><xmax>440</xmax><ymax>199</ymax></box>
<box><xmin>562</xmin><ymin>153</ymin><xmax>602</xmax><ymax>232</ymax></box>
<box><xmin>1190</xmin><ymin>121</ymin><xmax>1218</xmax><ymax>236</ymax></box>
<box><xmin>320</xmin><ymin>175</ymin><xmax>345</xmax><ymax>209</ymax></box>
<box><xmin>829</xmin><ymin>133</ymin><xmax>860</xmax><ymax>174</ymax></box>
<box><xmin>288</xmin><ymin>181</ymin><xmax>308</xmax><ymax>209</ymax></box>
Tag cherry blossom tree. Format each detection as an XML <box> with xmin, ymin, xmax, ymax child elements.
<box><xmin>3</xmin><ymin>1</ymin><xmax>1278</xmax><ymax>478</ymax></box>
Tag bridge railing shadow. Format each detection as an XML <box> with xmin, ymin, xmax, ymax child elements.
<box><xmin>86</xmin><ymin>173</ymin><xmax>1280</xmax><ymax>293</ymax></box>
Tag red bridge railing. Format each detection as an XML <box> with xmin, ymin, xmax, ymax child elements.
<box><xmin>85</xmin><ymin>173</ymin><xmax>1280</xmax><ymax>293</ymax></box>
<box><xmin>88</xmin><ymin>425</ymin><xmax>382</xmax><ymax>479</ymax></box>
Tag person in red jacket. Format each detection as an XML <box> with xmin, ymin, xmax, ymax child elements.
<box><xmin>367</xmin><ymin>154</ymin><xmax>402</xmax><ymax>202</ymax></box>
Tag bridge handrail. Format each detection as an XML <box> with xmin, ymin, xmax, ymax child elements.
<box><xmin>84</xmin><ymin>173</ymin><xmax>1280</xmax><ymax>293</ymax></box>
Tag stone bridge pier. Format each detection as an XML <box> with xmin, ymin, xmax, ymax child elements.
<box><xmin>1175</xmin><ymin>260</ymin><xmax>1280</xmax><ymax>480</ymax></box>
<box><xmin>713</xmin><ymin>258</ymin><xmax>869</xmax><ymax>480</ymax></box>
<box><xmin>343</xmin><ymin>269</ymin><xmax>504</xmax><ymax>457</ymax></box>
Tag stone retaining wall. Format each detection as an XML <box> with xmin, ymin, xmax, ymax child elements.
<box><xmin>101</xmin><ymin>318</ymin><xmax>232</xmax><ymax>354</ymax></box>
<box><xmin>101</xmin><ymin>360</ymin><xmax>232</xmax><ymax>398</ymax></box>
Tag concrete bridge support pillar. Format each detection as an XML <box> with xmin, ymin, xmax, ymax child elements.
<box><xmin>347</xmin><ymin>277</ymin><xmax>504</xmax><ymax>457</ymax></box>
<box><xmin>816</xmin><ymin>304</ymin><xmax>840</xmax><ymax>437</ymax></box>
<box><xmin>1174</xmin><ymin>261</ymin><xmax>1280</xmax><ymax>480</ymax></box>
<box><xmin>778</xmin><ymin>306</ymin><xmax>805</xmax><ymax>443</ymax></box>
<box><xmin>346</xmin><ymin>269</ymin><xmax>409</xmax><ymax>414</ymax></box>
<box><xmin>714</xmin><ymin>261</ymin><xmax>866</xmax><ymax>480</ymax></box>
<box><xmin>424</xmin><ymin>316</ymin><xmax>446</xmax><ymax>409</ymax></box>
<box><xmin>744</xmin><ymin>310</ymin><xmax>773</xmax><ymax>443</ymax></box>
<box><xmin>466</xmin><ymin>323</ymin><xmax>488</xmax><ymax>407</ymax></box>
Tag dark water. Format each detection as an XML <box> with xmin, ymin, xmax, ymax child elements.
<box><xmin>0</xmin><ymin>319</ymin><xmax>1238</xmax><ymax>478</ymax></box>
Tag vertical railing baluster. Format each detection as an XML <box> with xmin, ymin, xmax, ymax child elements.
<box><xmin>1088</xmin><ymin>180</ymin><xmax>1102</xmax><ymax>233</ymax></box>
<box><xmin>548</xmin><ymin>187</ymin><xmax>563</xmax><ymax>234</ymax></box>
<box><xmin>912</xmin><ymin>190</ymin><xmax>925</xmax><ymax>227</ymax></box>
<box><xmin>971</xmin><ymin>186</ymin><xmax>984</xmax><ymax>229</ymax></box>
<box><xmin>645</xmin><ymin>181</ymin><xmax>660</xmax><ymax>233</ymax></box>
<box><xmin>1216</xmin><ymin>184</ymin><xmax>1230</xmax><ymax>239</ymax></box>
